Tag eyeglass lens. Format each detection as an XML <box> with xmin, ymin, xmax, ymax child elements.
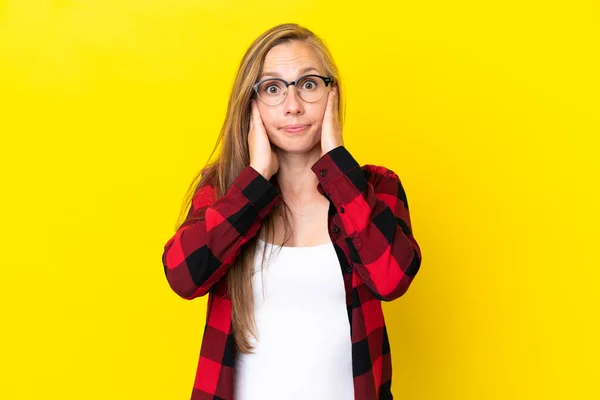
<box><xmin>257</xmin><ymin>76</ymin><xmax>327</xmax><ymax>106</ymax></box>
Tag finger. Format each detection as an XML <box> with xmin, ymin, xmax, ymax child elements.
<box><xmin>253</xmin><ymin>102</ymin><xmax>269</xmax><ymax>135</ymax></box>
<box><xmin>254</xmin><ymin>98</ymin><xmax>263</xmax><ymax>116</ymax></box>
<box><xmin>333</xmin><ymin>87</ymin><xmax>339</xmax><ymax>121</ymax></box>
<box><xmin>322</xmin><ymin>92</ymin><xmax>332</xmax><ymax>127</ymax></box>
<box><xmin>328</xmin><ymin>88</ymin><xmax>335</xmax><ymax>114</ymax></box>
<box><xmin>251</xmin><ymin>99</ymin><xmax>263</xmax><ymax>125</ymax></box>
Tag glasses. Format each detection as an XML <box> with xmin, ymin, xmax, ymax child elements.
<box><xmin>252</xmin><ymin>74</ymin><xmax>333</xmax><ymax>106</ymax></box>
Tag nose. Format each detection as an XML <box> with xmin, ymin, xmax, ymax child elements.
<box><xmin>283</xmin><ymin>85</ymin><xmax>304</xmax><ymax>115</ymax></box>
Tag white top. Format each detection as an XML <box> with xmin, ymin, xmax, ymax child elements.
<box><xmin>234</xmin><ymin>237</ymin><xmax>354</xmax><ymax>400</ymax></box>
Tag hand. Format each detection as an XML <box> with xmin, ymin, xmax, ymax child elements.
<box><xmin>249</xmin><ymin>98</ymin><xmax>279</xmax><ymax>180</ymax></box>
<box><xmin>320</xmin><ymin>86</ymin><xmax>344</xmax><ymax>157</ymax></box>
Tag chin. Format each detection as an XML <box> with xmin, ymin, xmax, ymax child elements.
<box><xmin>273</xmin><ymin>137</ymin><xmax>320</xmax><ymax>154</ymax></box>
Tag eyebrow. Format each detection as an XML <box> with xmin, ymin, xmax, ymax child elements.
<box><xmin>259</xmin><ymin>67</ymin><xmax>321</xmax><ymax>80</ymax></box>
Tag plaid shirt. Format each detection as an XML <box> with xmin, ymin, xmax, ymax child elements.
<box><xmin>162</xmin><ymin>145</ymin><xmax>422</xmax><ymax>400</ymax></box>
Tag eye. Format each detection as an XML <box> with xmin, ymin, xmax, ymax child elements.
<box><xmin>267</xmin><ymin>85</ymin><xmax>279</xmax><ymax>94</ymax></box>
<box><xmin>301</xmin><ymin>79</ymin><xmax>317</xmax><ymax>90</ymax></box>
<box><xmin>259</xmin><ymin>80</ymin><xmax>285</xmax><ymax>96</ymax></box>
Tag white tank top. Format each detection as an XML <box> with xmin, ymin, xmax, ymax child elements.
<box><xmin>234</xmin><ymin>237</ymin><xmax>354</xmax><ymax>400</ymax></box>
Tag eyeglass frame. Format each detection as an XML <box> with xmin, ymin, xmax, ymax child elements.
<box><xmin>252</xmin><ymin>74</ymin><xmax>334</xmax><ymax>106</ymax></box>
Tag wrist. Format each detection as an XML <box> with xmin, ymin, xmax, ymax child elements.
<box><xmin>250</xmin><ymin>165</ymin><xmax>272</xmax><ymax>180</ymax></box>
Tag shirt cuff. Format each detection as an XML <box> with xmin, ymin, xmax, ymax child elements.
<box><xmin>232</xmin><ymin>165</ymin><xmax>281</xmax><ymax>217</ymax></box>
<box><xmin>311</xmin><ymin>145</ymin><xmax>363</xmax><ymax>194</ymax></box>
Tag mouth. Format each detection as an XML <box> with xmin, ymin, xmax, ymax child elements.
<box><xmin>282</xmin><ymin>124</ymin><xmax>310</xmax><ymax>133</ymax></box>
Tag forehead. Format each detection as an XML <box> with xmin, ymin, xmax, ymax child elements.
<box><xmin>260</xmin><ymin>41</ymin><xmax>324</xmax><ymax>79</ymax></box>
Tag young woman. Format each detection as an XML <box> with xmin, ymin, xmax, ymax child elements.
<box><xmin>162</xmin><ymin>23</ymin><xmax>422</xmax><ymax>400</ymax></box>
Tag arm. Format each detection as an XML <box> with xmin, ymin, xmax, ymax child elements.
<box><xmin>311</xmin><ymin>145</ymin><xmax>422</xmax><ymax>301</ymax></box>
<box><xmin>162</xmin><ymin>166</ymin><xmax>281</xmax><ymax>299</ymax></box>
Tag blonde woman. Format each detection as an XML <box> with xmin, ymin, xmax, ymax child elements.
<box><xmin>162</xmin><ymin>23</ymin><xmax>422</xmax><ymax>400</ymax></box>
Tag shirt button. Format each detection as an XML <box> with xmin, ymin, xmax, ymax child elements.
<box><xmin>346</xmin><ymin>266</ymin><xmax>353</xmax><ymax>272</ymax></box>
<box><xmin>320</xmin><ymin>169</ymin><xmax>327</xmax><ymax>177</ymax></box>
<box><xmin>332</xmin><ymin>226</ymin><xmax>340</xmax><ymax>233</ymax></box>
<box><xmin>339</xmin><ymin>206</ymin><xmax>345</xmax><ymax>213</ymax></box>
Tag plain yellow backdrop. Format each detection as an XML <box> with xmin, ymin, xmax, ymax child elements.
<box><xmin>1</xmin><ymin>1</ymin><xmax>598</xmax><ymax>399</ymax></box>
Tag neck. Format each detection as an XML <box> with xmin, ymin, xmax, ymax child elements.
<box><xmin>274</xmin><ymin>142</ymin><xmax>323</xmax><ymax>205</ymax></box>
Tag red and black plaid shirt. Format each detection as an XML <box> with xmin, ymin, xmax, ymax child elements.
<box><xmin>162</xmin><ymin>145</ymin><xmax>422</xmax><ymax>400</ymax></box>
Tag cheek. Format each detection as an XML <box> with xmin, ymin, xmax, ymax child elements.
<box><xmin>313</xmin><ymin>104</ymin><xmax>327</xmax><ymax>126</ymax></box>
<box><xmin>256</xmin><ymin>106</ymin><xmax>275</xmax><ymax>126</ymax></box>
<box><xmin>260</xmin><ymin>110</ymin><xmax>281</xmax><ymax>138</ymax></box>
<box><xmin>264</xmin><ymin>113</ymin><xmax>279</xmax><ymax>131</ymax></box>
<box><xmin>256</xmin><ymin>105</ymin><xmax>271</xmax><ymax>122</ymax></box>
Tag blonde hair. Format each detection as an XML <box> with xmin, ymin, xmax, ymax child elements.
<box><xmin>174</xmin><ymin>23</ymin><xmax>345</xmax><ymax>353</ymax></box>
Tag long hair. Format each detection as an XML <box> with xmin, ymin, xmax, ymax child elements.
<box><xmin>173</xmin><ymin>23</ymin><xmax>345</xmax><ymax>353</ymax></box>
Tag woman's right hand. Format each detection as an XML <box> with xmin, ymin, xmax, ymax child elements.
<box><xmin>249</xmin><ymin>98</ymin><xmax>279</xmax><ymax>180</ymax></box>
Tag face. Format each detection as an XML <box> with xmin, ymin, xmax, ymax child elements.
<box><xmin>255</xmin><ymin>41</ymin><xmax>331</xmax><ymax>153</ymax></box>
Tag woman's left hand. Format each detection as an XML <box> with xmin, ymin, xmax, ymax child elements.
<box><xmin>320</xmin><ymin>86</ymin><xmax>343</xmax><ymax>157</ymax></box>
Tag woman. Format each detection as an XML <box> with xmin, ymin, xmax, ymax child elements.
<box><xmin>162</xmin><ymin>23</ymin><xmax>422</xmax><ymax>400</ymax></box>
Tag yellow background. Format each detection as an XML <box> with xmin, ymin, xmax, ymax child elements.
<box><xmin>1</xmin><ymin>1</ymin><xmax>598</xmax><ymax>399</ymax></box>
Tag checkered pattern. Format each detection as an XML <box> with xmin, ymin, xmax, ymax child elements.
<box><xmin>162</xmin><ymin>145</ymin><xmax>422</xmax><ymax>400</ymax></box>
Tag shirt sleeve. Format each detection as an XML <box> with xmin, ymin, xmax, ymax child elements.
<box><xmin>162</xmin><ymin>166</ymin><xmax>281</xmax><ymax>299</ymax></box>
<box><xmin>311</xmin><ymin>145</ymin><xmax>422</xmax><ymax>301</ymax></box>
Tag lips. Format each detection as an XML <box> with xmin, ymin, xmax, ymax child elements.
<box><xmin>282</xmin><ymin>124</ymin><xmax>309</xmax><ymax>133</ymax></box>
